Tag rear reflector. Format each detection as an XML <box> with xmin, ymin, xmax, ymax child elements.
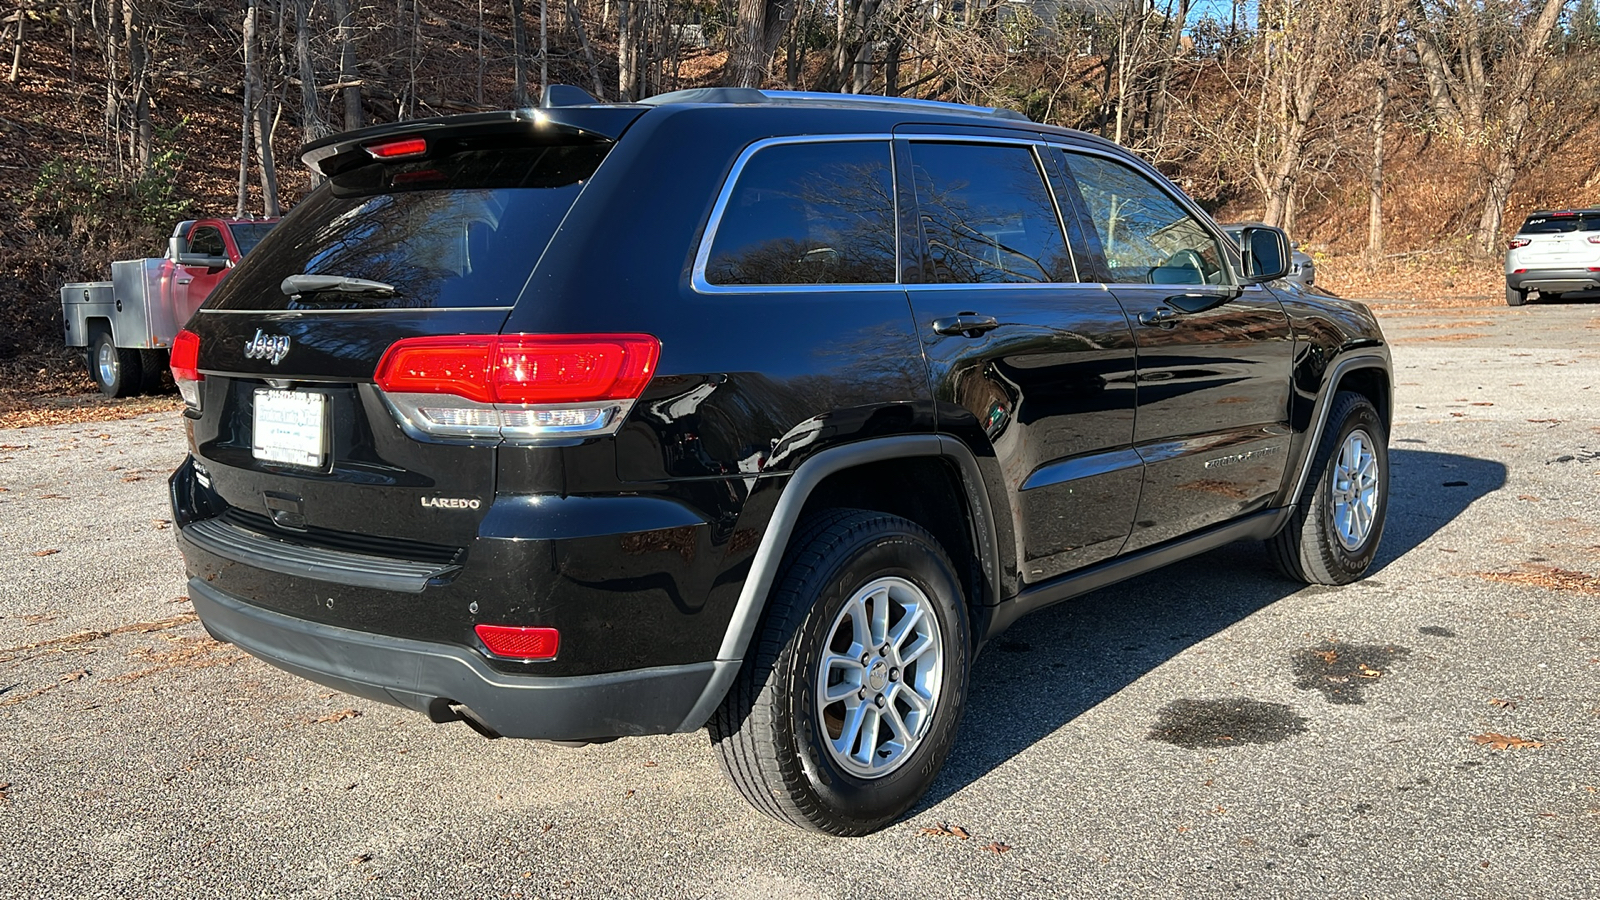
<box><xmin>475</xmin><ymin>624</ymin><xmax>559</xmax><ymax>661</ymax></box>
<box><xmin>170</xmin><ymin>329</ymin><xmax>203</xmax><ymax>410</ymax></box>
<box><xmin>374</xmin><ymin>333</ymin><xmax>660</xmax><ymax>442</ymax></box>
<box><xmin>365</xmin><ymin>137</ymin><xmax>428</xmax><ymax>159</ymax></box>
<box><xmin>1508</xmin><ymin>238</ymin><xmax>1530</xmax><ymax>249</ymax></box>
<box><xmin>1588</xmin><ymin>236</ymin><xmax>1600</xmax><ymax>244</ymax></box>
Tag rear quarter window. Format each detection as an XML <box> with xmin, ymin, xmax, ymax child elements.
<box><xmin>1518</xmin><ymin>214</ymin><xmax>1600</xmax><ymax>234</ymax></box>
<box><xmin>703</xmin><ymin>140</ymin><xmax>896</xmax><ymax>286</ymax></box>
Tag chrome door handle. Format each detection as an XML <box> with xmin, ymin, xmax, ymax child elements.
<box><xmin>932</xmin><ymin>314</ymin><xmax>1000</xmax><ymax>337</ymax></box>
<box><xmin>175</xmin><ymin>278</ymin><xmax>193</xmax><ymax>285</ymax></box>
<box><xmin>1138</xmin><ymin>308</ymin><xmax>1180</xmax><ymax>327</ymax></box>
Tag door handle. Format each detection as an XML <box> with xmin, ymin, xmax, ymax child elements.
<box><xmin>1138</xmin><ymin>308</ymin><xmax>1181</xmax><ymax>327</ymax></box>
<box><xmin>175</xmin><ymin>278</ymin><xmax>193</xmax><ymax>285</ymax></box>
<box><xmin>932</xmin><ymin>313</ymin><xmax>1000</xmax><ymax>337</ymax></box>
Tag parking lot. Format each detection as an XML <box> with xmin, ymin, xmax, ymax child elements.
<box><xmin>2</xmin><ymin>301</ymin><xmax>1597</xmax><ymax>899</ymax></box>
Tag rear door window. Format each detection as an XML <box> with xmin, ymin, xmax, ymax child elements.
<box><xmin>906</xmin><ymin>141</ymin><xmax>1074</xmax><ymax>284</ymax></box>
<box><xmin>1056</xmin><ymin>151</ymin><xmax>1228</xmax><ymax>286</ymax></box>
<box><xmin>703</xmin><ymin>140</ymin><xmax>896</xmax><ymax>286</ymax></box>
<box><xmin>208</xmin><ymin>144</ymin><xmax>609</xmax><ymax>311</ymax></box>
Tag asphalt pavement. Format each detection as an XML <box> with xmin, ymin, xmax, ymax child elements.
<box><xmin>2</xmin><ymin>300</ymin><xmax>1597</xmax><ymax>899</ymax></box>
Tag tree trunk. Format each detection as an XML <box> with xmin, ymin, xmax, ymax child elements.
<box><xmin>1475</xmin><ymin>0</ymin><xmax>1567</xmax><ymax>254</ymax></box>
<box><xmin>539</xmin><ymin>0</ymin><xmax>548</xmax><ymax>98</ymax></box>
<box><xmin>333</xmin><ymin>0</ymin><xmax>362</xmax><ymax>130</ymax></box>
<box><xmin>564</xmin><ymin>0</ymin><xmax>603</xmax><ymax>100</ymax></box>
<box><xmin>237</xmin><ymin>1</ymin><xmax>256</xmax><ymax>217</ymax></box>
<box><xmin>295</xmin><ymin>0</ymin><xmax>326</xmax><ymax>159</ymax></box>
<box><xmin>243</xmin><ymin>0</ymin><xmax>281</xmax><ymax>217</ymax></box>
<box><xmin>1145</xmin><ymin>0</ymin><xmax>1190</xmax><ymax>146</ymax></box>
<box><xmin>1404</xmin><ymin>0</ymin><xmax>1462</xmax><ymax>128</ymax></box>
<box><xmin>510</xmin><ymin>0</ymin><xmax>529</xmax><ymax>105</ymax></box>
<box><xmin>1365</xmin><ymin>0</ymin><xmax>1397</xmax><ymax>265</ymax></box>
<box><xmin>725</xmin><ymin>0</ymin><xmax>791</xmax><ymax>87</ymax></box>
<box><xmin>617</xmin><ymin>0</ymin><xmax>633</xmax><ymax>98</ymax></box>
<box><xmin>103</xmin><ymin>0</ymin><xmax>124</xmax><ymax>173</ymax></box>
<box><xmin>8</xmin><ymin>11</ymin><xmax>20</xmax><ymax>83</ymax></box>
<box><xmin>122</xmin><ymin>0</ymin><xmax>151</xmax><ymax>170</ymax></box>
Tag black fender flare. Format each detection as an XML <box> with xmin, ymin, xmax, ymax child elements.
<box><xmin>1279</xmin><ymin>349</ymin><xmax>1392</xmax><ymax>511</ymax></box>
<box><xmin>675</xmin><ymin>433</ymin><xmax>1004</xmax><ymax>731</ymax></box>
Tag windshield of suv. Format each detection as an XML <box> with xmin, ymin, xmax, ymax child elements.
<box><xmin>1518</xmin><ymin>213</ymin><xmax>1600</xmax><ymax>234</ymax></box>
<box><xmin>228</xmin><ymin>222</ymin><xmax>277</xmax><ymax>256</ymax></box>
<box><xmin>207</xmin><ymin>144</ymin><xmax>609</xmax><ymax>311</ymax></box>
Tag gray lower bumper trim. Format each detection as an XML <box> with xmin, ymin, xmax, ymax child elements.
<box><xmin>182</xmin><ymin>517</ymin><xmax>456</xmax><ymax>593</ymax></box>
<box><xmin>189</xmin><ymin>578</ymin><xmax>730</xmax><ymax>740</ymax></box>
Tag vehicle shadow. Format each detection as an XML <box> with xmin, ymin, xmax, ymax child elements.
<box><xmin>919</xmin><ymin>447</ymin><xmax>1507</xmax><ymax>810</ymax></box>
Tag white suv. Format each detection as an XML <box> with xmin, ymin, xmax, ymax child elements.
<box><xmin>1504</xmin><ymin>209</ymin><xmax>1600</xmax><ymax>306</ymax></box>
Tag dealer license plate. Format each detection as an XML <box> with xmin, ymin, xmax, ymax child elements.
<box><xmin>252</xmin><ymin>389</ymin><xmax>329</xmax><ymax>468</ymax></box>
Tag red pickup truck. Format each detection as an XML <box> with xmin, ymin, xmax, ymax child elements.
<box><xmin>61</xmin><ymin>218</ymin><xmax>277</xmax><ymax>396</ymax></box>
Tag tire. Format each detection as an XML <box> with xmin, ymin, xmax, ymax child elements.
<box><xmin>1268</xmin><ymin>391</ymin><xmax>1388</xmax><ymax>585</ymax></box>
<box><xmin>1506</xmin><ymin>286</ymin><xmax>1526</xmax><ymax>306</ymax></box>
<box><xmin>710</xmin><ymin>509</ymin><xmax>971</xmax><ymax>836</ymax></box>
<box><xmin>89</xmin><ymin>331</ymin><xmax>142</xmax><ymax>398</ymax></box>
<box><xmin>138</xmin><ymin>349</ymin><xmax>170</xmax><ymax>395</ymax></box>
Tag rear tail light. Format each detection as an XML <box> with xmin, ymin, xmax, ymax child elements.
<box><xmin>1587</xmin><ymin>236</ymin><xmax>1600</xmax><ymax>244</ymax></box>
<box><xmin>374</xmin><ymin>333</ymin><xmax>660</xmax><ymax>442</ymax></box>
<box><xmin>475</xmin><ymin>624</ymin><xmax>560</xmax><ymax>661</ymax></box>
<box><xmin>1507</xmin><ymin>239</ymin><xmax>1531</xmax><ymax>249</ymax></box>
<box><xmin>170</xmin><ymin>329</ymin><xmax>203</xmax><ymax>410</ymax></box>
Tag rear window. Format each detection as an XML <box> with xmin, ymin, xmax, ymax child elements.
<box><xmin>228</xmin><ymin>222</ymin><xmax>276</xmax><ymax>256</ymax></box>
<box><xmin>207</xmin><ymin>145</ymin><xmax>608</xmax><ymax>311</ymax></box>
<box><xmin>1518</xmin><ymin>213</ymin><xmax>1600</xmax><ymax>234</ymax></box>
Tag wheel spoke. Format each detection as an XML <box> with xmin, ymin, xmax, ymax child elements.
<box><xmin>846</xmin><ymin>595</ymin><xmax>872</xmax><ymax>652</ymax></box>
<box><xmin>900</xmin><ymin>632</ymin><xmax>935</xmax><ymax>667</ymax></box>
<box><xmin>869</xmin><ymin>587</ymin><xmax>891</xmax><ymax>646</ymax></box>
<box><xmin>886</xmin><ymin>603</ymin><xmax>925</xmax><ymax>654</ymax></box>
<box><xmin>835</xmin><ymin>700</ymin><xmax>869</xmax><ymax>757</ymax></box>
<box><xmin>855</xmin><ymin>706</ymin><xmax>882</xmax><ymax>765</ymax></box>
<box><xmin>881</xmin><ymin>702</ymin><xmax>913</xmax><ymax>746</ymax></box>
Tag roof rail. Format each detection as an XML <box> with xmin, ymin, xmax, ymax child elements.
<box><xmin>639</xmin><ymin>87</ymin><xmax>1032</xmax><ymax>123</ymax></box>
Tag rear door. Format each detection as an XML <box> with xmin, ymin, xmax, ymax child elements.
<box><xmin>183</xmin><ymin>139</ymin><xmax>615</xmax><ymax>555</ymax></box>
<box><xmin>900</xmin><ymin>136</ymin><xmax>1140</xmax><ymax>582</ymax></box>
<box><xmin>1051</xmin><ymin>148</ymin><xmax>1293</xmax><ymax>552</ymax></box>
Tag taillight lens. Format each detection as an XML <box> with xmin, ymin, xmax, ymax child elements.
<box><xmin>1587</xmin><ymin>235</ymin><xmax>1600</xmax><ymax>244</ymax></box>
<box><xmin>1508</xmin><ymin>238</ymin><xmax>1531</xmax><ymax>249</ymax></box>
<box><xmin>170</xmin><ymin>329</ymin><xmax>203</xmax><ymax>410</ymax></box>
<box><xmin>475</xmin><ymin>624</ymin><xmax>560</xmax><ymax>661</ymax></box>
<box><xmin>374</xmin><ymin>334</ymin><xmax>660</xmax><ymax>442</ymax></box>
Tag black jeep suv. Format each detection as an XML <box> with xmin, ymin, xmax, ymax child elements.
<box><xmin>169</xmin><ymin>87</ymin><xmax>1391</xmax><ymax>836</ymax></box>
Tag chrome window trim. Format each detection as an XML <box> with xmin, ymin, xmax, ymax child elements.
<box><xmin>691</xmin><ymin>134</ymin><xmax>902</xmax><ymax>295</ymax></box>
<box><xmin>1042</xmin><ymin>140</ymin><xmax>1242</xmax><ymax>291</ymax></box>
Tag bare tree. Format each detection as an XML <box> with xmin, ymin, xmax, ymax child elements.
<box><xmin>238</xmin><ymin>0</ymin><xmax>281</xmax><ymax>217</ymax></box>
<box><xmin>1366</xmin><ymin>0</ymin><xmax>1399</xmax><ymax>263</ymax></box>
<box><xmin>1474</xmin><ymin>0</ymin><xmax>1569</xmax><ymax>253</ymax></box>
<box><xmin>333</xmin><ymin>0</ymin><xmax>363</xmax><ymax>130</ymax></box>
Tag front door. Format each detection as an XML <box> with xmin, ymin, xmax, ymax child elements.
<box><xmin>1052</xmin><ymin>150</ymin><xmax>1295</xmax><ymax>552</ymax></box>
<box><xmin>900</xmin><ymin>138</ymin><xmax>1140</xmax><ymax>583</ymax></box>
<box><xmin>177</xmin><ymin>223</ymin><xmax>229</xmax><ymax>320</ymax></box>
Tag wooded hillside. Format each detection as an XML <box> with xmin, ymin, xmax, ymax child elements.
<box><xmin>2</xmin><ymin>0</ymin><xmax>1597</xmax><ymax>379</ymax></box>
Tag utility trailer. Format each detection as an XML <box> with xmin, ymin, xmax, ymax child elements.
<box><xmin>62</xmin><ymin>217</ymin><xmax>277</xmax><ymax>397</ymax></box>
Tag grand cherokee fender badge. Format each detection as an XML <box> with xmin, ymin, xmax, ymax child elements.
<box><xmin>244</xmin><ymin>329</ymin><xmax>292</xmax><ymax>365</ymax></box>
<box><xmin>421</xmin><ymin>496</ymin><xmax>482</xmax><ymax>510</ymax></box>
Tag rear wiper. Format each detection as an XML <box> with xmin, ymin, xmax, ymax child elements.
<box><xmin>280</xmin><ymin>274</ymin><xmax>396</xmax><ymax>297</ymax></box>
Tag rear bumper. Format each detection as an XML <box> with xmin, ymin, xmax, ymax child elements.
<box><xmin>1506</xmin><ymin>269</ymin><xmax>1600</xmax><ymax>294</ymax></box>
<box><xmin>189</xmin><ymin>576</ymin><xmax>736</xmax><ymax>741</ymax></box>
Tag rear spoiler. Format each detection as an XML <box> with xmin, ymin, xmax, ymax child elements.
<box><xmin>300</xmin><ymin>103</ymin><xmax>647</xmax><ymax>178</ymax></box>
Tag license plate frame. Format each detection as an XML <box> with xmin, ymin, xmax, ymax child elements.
<box><xmin>252</xmin><ymin>389</ymin><xmax>329</xmax><ymax>469</ymax></box>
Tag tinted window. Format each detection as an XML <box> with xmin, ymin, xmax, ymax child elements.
<box><xmin>1519</xmin><ymin>213</ymin><xmax>1600</xmax><ymax>234</ymax></box>
<box><xmin>209</xmin><ymin>144</ymin><xmax>608</xmax><ymax>311</ymax></box>
<box><xmin>1059</xmin><ymin>152</ymin><xmax>1227</xmax><ymax>286</ymax></box>
<box><xmin>188</xmin><ymin>226</ymin><xmax>225</xmax><ymax>258</ymax></box>
<box><xmin>705</xmin><ymin>141</ymin><xmax>896</xmax><ymax>286</ymax></box>
<box><xmin>228</xmin><ymin>222</ymin><xmax>276</xmax><ymax>256</ymax></box>
<box><xmin>908</xmin><ymin>142</ymin><xmax>1073</xmax><ymax>284</ymax></box>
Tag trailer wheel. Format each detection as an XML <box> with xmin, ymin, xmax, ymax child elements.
<box><xmin>90</xmin><ymin>331</ymin><xmax>142</xmax><ymax>398</ymax></box>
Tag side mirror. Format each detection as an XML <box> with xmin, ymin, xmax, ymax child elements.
<box><xmin>1239</xmin><ymin>226</ymin><xmax>1291</xmax><ymax>283</ymax></box>
<box><xmin>168</xmin><ymin>235</ymin><xmax>188</xmax><ymax>260</ymax></box>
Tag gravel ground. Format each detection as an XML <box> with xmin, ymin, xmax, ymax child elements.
<box><xmin>2</xmin><ymin>301</ymin><xmax>1597</xmax><ymax>899</ymax></box>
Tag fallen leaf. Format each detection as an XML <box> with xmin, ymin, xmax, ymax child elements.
<box><xmin>642</xmin><ymin>760</ymin><xmax>658</xmax><ymax>768</ymax></box>
<box><xmin>918</xmin><ymin>823</ymin><xmax>972</xmax><ymax>840</ymax></box>
<box><xmin>540</xmin><ymin>823</ymin><xmax>553</xmax><ymax>833</ymax></box>
<box><xmin>982</xmin><ymin>841</ymin><xmax>1012</xmax><ymax>854</ymax></box>
<box><xmin>1472</xmin><ymin>732</ymin><xmax>1544</xmax><ymax>751</ymax></box>
<box><xmin>1489</xmin><ymin>698</ymin><xmax>1517</xmax><ymax>709</ymax></box>
<box><xmin>1518</xmin><ymin>495</ymin><xmax>1542</xmax><ymax>502</ymax></box>
<box><xmin>310</xmin><ymin>709</ymin><xmax>361</xmax><ymax>724</ymax></box>
<box><xmin>351</xmin><ymin>852</ymin><xmax>373</xmax><ymax>865</ymax></box>
<box><xmin>61</xmin><ymin>670</ymin><xmax>88</xmax><ymax>682</ymax></box>
<box><xmin>623</xmin><ymin>789</ymin><xmax>635</xmax><ymax>798</ymax></box>
<box><xmin>30</xmin><ymin>549</ymin><xmax>59</xmax><ymax>557</ymax></box>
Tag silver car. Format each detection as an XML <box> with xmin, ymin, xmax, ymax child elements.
<box><xmin>1222</xmin><ymin>222</ymin><xmax>1315</xmax><ymax>288</ymax></box>
<box><xmin>1503</xmin><ymin>209</ymin><xmax>1600</xmax><ymax>306</ymax></box>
